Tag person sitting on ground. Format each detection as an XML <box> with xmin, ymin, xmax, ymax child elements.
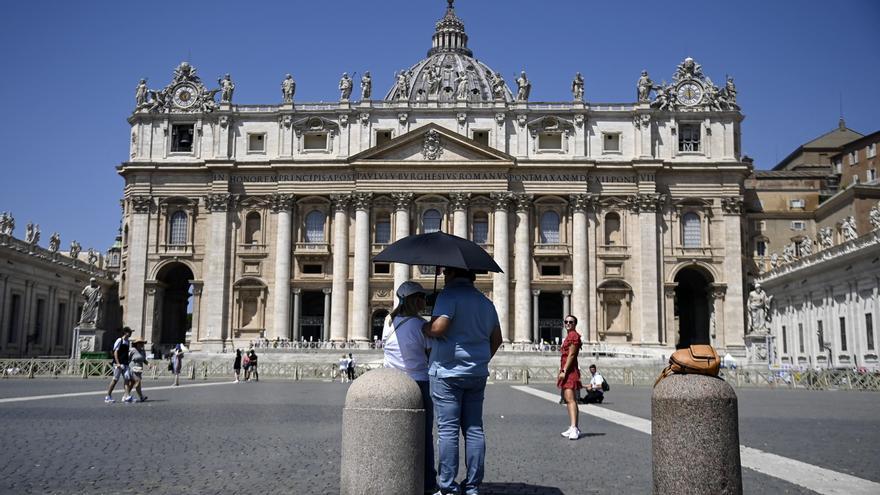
<box><xmin>382</xmin><ymin>280</ymin><xmax>437</xmax><ymax>494</ymax></box>
<box><xmin>126</xmin><ymin>338</ymin><xmax>149</xmax><ymax>402</ymax></box>
<box><xmin>580</xmin><ymin>364</ymin><xmax>606</xmax><ymax>404</ymax></box>
<box><xmin>557</xmin><ymin>315</ymin><xmax>583</xmax><ymax>440</ymax></box>
<box><xmin>105</xmin><ymin>327</ymin><xmax>133</xmax><ymax>404</ymax></box>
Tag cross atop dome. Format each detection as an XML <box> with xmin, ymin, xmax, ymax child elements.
<box><xmin>429</xmin><ymin>0</ymin><xmax>472</xmax><ymax>57</ymax></box>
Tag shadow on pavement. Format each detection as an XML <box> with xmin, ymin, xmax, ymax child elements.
<box><xmin>480</xmin><ymin>482</ymin><xmax>567</xmax><ymax>494</ymax></box>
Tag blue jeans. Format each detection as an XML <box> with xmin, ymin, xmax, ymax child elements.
<box><xmin>430</xmin><ymin>375</ymin><xmax>487</xmax><ymax>494</ymax></box>
<box><xmin>416</xmin><ymin>380</ymin><xmax>438</xmax><ymax>491</ymax></box>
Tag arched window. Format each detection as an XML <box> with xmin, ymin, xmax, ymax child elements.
<box><xmin>305</xmin><ymin>211</ymin><xmax>326</xmax><ymax>243</ymax></box>
<box><xmin>375</xmin><ymin>212</ymin><xmax>391</xmax><ymax>244</ymax></box>
<box><xmin>682</xmin><ymin>212</ymin><xmax>701</xmax><ymax>248</ymax></box>
<box><xmin>245</xmin><ymin>212</ymin><xmax>261</xmax><ymax>244</ymax></box>
<box><xmin>539</xmin><ymin>211</ymin><xmax>560</xmax><ymax>244</ymax></box>
<box><xmin>605</xmin><ymin>212</ymin><xmax>621</xmax><ymax>245</ymax></box>
<box><xmin>169</xmin><ymin>211</ymin><xmax>187</xmax><ymax>245</ymax></box>
<box><xmin>472</xmin><ymin>212</ymin><xmax>489</xmax><ymax>244</ymax></box>
<box><xmin>422</xmin><ymin>209</ymin><xmax>442</xmax><ymax>233</ymax></box>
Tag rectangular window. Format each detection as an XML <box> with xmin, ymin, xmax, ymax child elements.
<box><xmin>538</xmin><ymin>132</ymin><xmax>562</xmax><ymax>150</ymax></box>
<box><xmin>302</xmin><ymin>264</ymin><xmax>323</xmax><ymax>275</ymax></box>
<box><xmin>840</xmin><ymin>317</ymin><xmax>847</xmax><ymax>351</ymax></box>
<box><xmin>791</xmin><ymin>221</ymin><xmax>805</xmax><ymax>231</ymax></box>
<box><xmin>34</xmin><ymin>298</ymin><xmax>45</xmax><ymax>343</ymax></box>
<box><xmin>817</xmin><ymin>320</ymin><xmax>824</xmax><ymax>348</ymax></box>
<box><xmin>867</xmin><ymin>143</ymin><xmax>877</xmax><ymax>159</ymax></box>
<box><xmin>375</xmin><ymin>130</ymin><xmax>393</xmax><ymax>147</ymax></box>
<box><xmin>472</xmin><ymin>130</ymin><xmax>489</xmax><ymax>146</ymax></box>
<box><xmin>756</xmin><ymin>240</ymin><xmax>766</xmax><ymax>256</ymax></box>
<box><xmin>753</xmin><ymin>220</ymin><xmax>766</xmax><ymax>231</ymax></box>
<box><xmin>849</xmin><ymin>151</ymin><xmax>858</xmax><ymax>165</ymax></box>
<box><xmin>853</xmin><ymin>174</ymin><xmax>859</xmax><ymax>185</ymax></box>
<box><xmin>678</xmin><ymin>124</ymin><xmax>701</xmax><ymax>152</ymax></box>
<box><xmin>55</xmin><ymin>302</ymin><xmax>67</xmax><ymax>346</ymax></box>
<box><xmin>833</xmin><ymin>158</ymin><xmax>843</xmax><ymax>174</ymax></box>
<box><xmin>869</xmin><ymin>169</ymin><xmax>877</xmax><ymax>183</ymax></box>
<box><xmin>782</xmin><ymin>326</ymin><xmax>788</xmax><ymax>354</ymax></box>
<box><xmin>247</xmin><ymin>133</ymin><xmax>266</xmax><ymax>152</ymax></box>
<box><xmin>472</xmin><ymin>217</ymin><xmax>489</xmax><ymax>245</ymax></box>
<box><xmin>171</xmin><ymin>124</ymin><xmax>194</xmax><ymax>152</ymax></box>
<box><xmin>541</xmin><ymin>264</ymin><xmax>562</xmax><ymax>276</ymax></box>
<box><xmin>603</xmin><ymin>133</ymin><xmax>620</xmax><ymax>152</ymax></box>
<box><xmin>798</xmin><ymin>323</ymin><xmax>804</xmax><ymax>353</ymax></box>
<box><xmin>867</xmin><ymin>314</ymin><xmax>875</xmax><ymax>351</ymax></box>
<box><xmin>304</xmin><ymin>133</ymin><xmax>328</xmax><ymax>150</ymax></box>
<box><xmin>373</xmin><ymin>263</ymin><xmax>390</xmax><ymax>274</ymax></box>
<box><xmin>374</xmin><ymin>219</ymin><xmax>391</xmax><ymax>244</ymax></box>
<box><xmin>7</xmin><ymin>294</ymin><xmax>21</xmax><ymax>344</ymax></box>
<box><xmin>789</xmin><ymin>199</ymin><xmax>805</xmax><ymax>208</ymax></box>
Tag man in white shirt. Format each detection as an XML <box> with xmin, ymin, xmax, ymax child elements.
<box><xmin>581</xmin><ymin>364</ymin><xmax>605</xmax><ymax>404</ymax></box>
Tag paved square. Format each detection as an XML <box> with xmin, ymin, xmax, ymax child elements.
<box><xmin>0</xmin><ymin>378</ymin><xmax>878</xmax><ymax>494</ymax></box>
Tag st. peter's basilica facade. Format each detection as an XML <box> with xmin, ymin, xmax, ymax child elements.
<box><xmin>119</xmin><ymin>1</ymin><xmax>750</xmax><ymax>354</ymax></box>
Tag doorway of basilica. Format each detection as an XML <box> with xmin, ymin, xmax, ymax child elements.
<box><xmin>674</xmin><ymin>267</ymin><xmax>713</xmax><ymax>348</ymax></box>
<box><xmin>371</xmin><ymin>309</ymin><xmax>389</xmax><ymax>343</ymax></box>
<box><xmin>537</xmin><ymin>292</ymin><xmax>564</xmax><ymax>344</ymax></box>
<box><xmin>154</xmin><ymin>263</ymin><xmax>193</xmax><ymax>347</ymax></box>
<box><xmin>299</xmin><ymin>291</ymin><xmax>325</xmax><ymax>342</ymax></box>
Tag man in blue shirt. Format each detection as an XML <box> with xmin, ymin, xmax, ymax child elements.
<box><xmin>424</xmin><ymin>266</ymin><xmax>502</xmax><ymax>495</ymax></box>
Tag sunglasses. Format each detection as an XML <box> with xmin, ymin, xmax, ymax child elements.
<box><xmin>564</xmin><ymin>320</ymin><xmax>576</xmax><ymax>324</ymax></box>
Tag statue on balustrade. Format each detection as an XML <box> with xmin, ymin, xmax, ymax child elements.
<box><xmin>516</xmin><ymin>71</ymin><xmax>531</xmax><ymax>101</ymax></box>
<box><xmin>69</xmin><ymin>240</ymin><xmax>82</xmax><ymax>260</ymax></box>
<box><xmin>818</xmin><ymin>227</ymin><xmax>834</xmax><ymax>249</ymax></box>
<box><xmin>869</xmin><ymin>202</ymin><xmax>880</xmax><ymax>231</ymax></box>
<box><xmin>339</xmin><ymin>73</ymin><xmax>353</xmax><ymax>101</ymax></box>
<box><xmin>360</xmin><ymin>72</ymin><xmax>372</xmax><ymax>100</ymax></box>
<box><xmin>49</xmin><ymin>232</ymin><xmax>60</xmax><ymax>253</ymax></box>
<box><xmin>840</xmin><ymin>216</ymin><xmax>858</xmax><ymax>241</ymax></box>
<box><xmin>799</xmin><ymin>236</ymin><xmax>813</xmax><ymax>257</ymax></box>
<box><xmin>281</xmin><ymin>74</ymin><xmax>296</xmax><ymax>103</ymax></box>
<box><xmin>218</xmin><ymin>73</ymin><xmax>235</xmax><ymax>103</ymax></box>
<box><xmin>572</xmin><ymin>72</ymin><xmax>584</xmax><ymax>101</ymax></box>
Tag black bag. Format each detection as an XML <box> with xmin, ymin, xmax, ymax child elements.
<box><xmin>601</xmin><ymin>378</ymin><xmax>610</xmax><ymax>392</ymax></box>
<box><xmin>167</xmin><ymin>361</ymin><xmax>173</xmax><ymax>372</ymax></box>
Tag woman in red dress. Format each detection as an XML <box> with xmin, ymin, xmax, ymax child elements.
<box><xmin>557</xmin><ymin>315</ymin><xmax>583</xmax><ymax>440</ymax></box>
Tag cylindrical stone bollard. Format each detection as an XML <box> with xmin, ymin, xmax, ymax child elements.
<box><xmin>340</xmin><ymin>368</ymin><xmax>424</xmax><ymax>495</ymax></box>
<box><xmin>652</xmin><ymin>374</ymin><xmax>742</xmax><ymax>494</ymax></box>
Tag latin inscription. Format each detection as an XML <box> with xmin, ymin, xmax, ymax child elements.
<box><xmin>210</xmin><ymin>172</ymin><xmax>655</xmax><ymax>183</ymax></box>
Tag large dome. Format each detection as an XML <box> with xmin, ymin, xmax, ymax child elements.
<box><xmin>384</xmin><ymin>0</ymin><xmax>513</xmax><ymax>103</ymax></box>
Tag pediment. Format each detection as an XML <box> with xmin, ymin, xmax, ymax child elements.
<box><xmin>350</xmin><ymin>123</ymin><xmax>513</xmax><ymax>164</ymax></box>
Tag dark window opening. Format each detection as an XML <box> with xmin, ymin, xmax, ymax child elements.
<box><xmin>303</xmin><ymin>264</ymin><xmax>323</xmax><ymax>275</ymax></box>
<box><xmin>374</xmin><ymin>263</ymin><xmax>390</xmax><ymax>274</ymax></box>
<box><xmin>541</xmin><ymin>265</ymin><xmax>561</xmax><ymax>276</ymax></box>
<box><xmin>473</xmin><ymin>130</ymin><xmax>489</xmax><ymax>146</ymax></box>
<box><xmin>840</xmin><ymin>317</ymin><xmax>847</xmax><ymax>351</ymax></box>
<box><xmin>171</xmin><ymin>124</ymin><xmax>194</xmax><ymax>152</ymax></box>
<box><xmin>376</xmin><ymin>131</ymin><xmax>393</xmax><ymax>147</ymax></box>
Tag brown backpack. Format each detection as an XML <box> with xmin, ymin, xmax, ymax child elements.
<box><xmin>654</xmin><ymin>344</ymin><xmax>720</xmax><ymax>387</ymax></box>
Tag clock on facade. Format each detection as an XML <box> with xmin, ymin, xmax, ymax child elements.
<box><xmin>172</xmin><ymin>84</ymin><xmax>198</xmax><ymax>109</ymax></box>
<box><xmin>676</xmin><ymin>82</ymin><xmax>703</xmax><ymax>106</ymax></box>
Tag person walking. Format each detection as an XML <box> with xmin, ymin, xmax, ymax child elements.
<box><xmin>423</xmin><ymin>266</ymin><xmax>503</xmax><ymax>495</ymax></box>
<box><xmin>248</xmin><ymin>349</ymin><xmax>259</xmax><ymax>381</ymax></box>
<box><xmin>105</xmin><ymin>327</ymin><xmax>132</xmax><ymax>403</ymax></box>
<box><xmin>127</xmin><ymin>338</ymin><xmax>149</xmax><ymax>403</ymax></box>
<box><xmin>558</xmin><ymin>315</ymin><xmax>583</xmax><ymax>440</ymax></box>
<box><xmin>383</xmin><ymin>280</ymin><xmax>437</xmax><ymax>494</ymax></box>
<box><xmin>233</xmin><ymin>349</ymin><xmax>242</xmax><ymax>383</ymax></box>
<box><xmin>170</xmin><ymin>344</ymin><xmax>184</xmax><ymax>386</ymax></box>
<box><xmin>346</xmin><ymin>352</ymin><xmax>356</xmax><ymax>381</ymax></box>
<box><xmin>338</xmin><ymin>354</ymin><xmax>349</xmax><ymax>383</ymax></box>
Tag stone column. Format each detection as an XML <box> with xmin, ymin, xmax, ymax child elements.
<box><xmin>491</xmin><ymin>192</ymin><xmax>512</xmax><ymax>342</ymax></box>
<box><xmin>271</xmin><ymin>194</ymin><xmax>295</xmax><ymax>341</ymax></box>
<box><xmin>189</xmin><ymin>281</ymin><xmax>203</xmax><ymax>344</ymax></box>
<box><xmin>323</xmin><ymin>288</ymin><xmax>332</xmax><ymax>341</ymax></box>
<box><xmin>124</xmin><ymin>196</ymin><xmax>153</xmax><ymax>340</ymax></box>
<box><xmin>202</xmin><ymin>193</ymin><xmax>233</xmax><ymax>350</ymax></box>
<box><xmin>513</xmin><ymin>194</ymin><xmax>533</xmax><ymax>343</ymax></box>
<box><xmin>569</xmin><ymin>194</ymin><xmax>591</xmax><ymax>336</ymax></box>
<box><xmin>721</xmin><ymin>197</ymin><xmax>746</xmax><ymax>348</ymax></box>
<box><xmin>587</xmin><ymin>207</ymin><xmax>599</xmax><ymax>342</ymax></box>
<box><xmin>532</xmin><ymin>289</ymin><xmax>541</xmax><ymax>343</ymax></box>
<box><xmin>330</xmin><ymin>194</ymin><xmax>351</xmax><ymax>341</ymax></box>
<box><xmin>292</xmin><ymin>288</ymin><xmax>302</xmax><ymax>341</ymax></box>
<box><xmin>351</xmin><ymin>193</ymin><xmax>373</xmax><ymax>342</ymax></box>
<box><xmin>391</xmin><ymin>193</ymin><xmax>413</xmax><ymax>305</ymax></box>
<box><xmin>636</xmin><ymin>193</ymin><xmax>662</xmax><ymax>344</ymax></box>
<box><xmin>450</xmin><ymin>192</ymin><xmax>471</xmax><ymax>238</ymax></box>
<box><xmin>562</xmin><ymin>290</ymin><xmax>571</xmax><ymax>318</ymax></box>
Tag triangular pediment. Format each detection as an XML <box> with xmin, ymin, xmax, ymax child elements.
<box><xmin>349</xmin><ymin>123</ymin><xmax>513</xmax><ymax>164</ymax></box>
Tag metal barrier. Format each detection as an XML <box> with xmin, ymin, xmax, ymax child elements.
<box><xmin>2</xmin><ymin>359</ymin><xmax>879</xmax><ymax>391</ymax></box>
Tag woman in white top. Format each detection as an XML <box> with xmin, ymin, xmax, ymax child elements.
<box><xmin>382</xmin><ymin>280</ymin><xmax>437</xmax><ymax>494</ymax></box>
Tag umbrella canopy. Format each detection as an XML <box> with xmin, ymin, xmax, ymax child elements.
<box><xmin>373</xmin><ymin>231</ymin><xmax>503</xmax><ymax>273</ymax></box>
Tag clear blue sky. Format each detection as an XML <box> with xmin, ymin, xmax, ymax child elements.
<box><xmin>1</xmin><ymin>0</ymin><xmax>878</xmax><ymax>252</ymax></box>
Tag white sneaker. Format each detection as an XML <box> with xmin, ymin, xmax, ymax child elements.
<box><xmin>560</xmin><ymin>426</ymin><xmax>573</xmax><ymax>437</ymax></box>
<box><xmin>568</xmin><ymin>427</ymin><xmax>581</xmax><ymax>440</ymax></box>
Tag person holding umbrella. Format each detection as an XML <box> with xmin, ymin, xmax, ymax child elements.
<box><xmin>423</xmin><ymin>266</ymin><xmax>502</xmax><ymax>495</ymax></box>
<box><xmin>382</xmin><ymin>280</ymin><xmax>437</xmax><ymax>494</ymax></box>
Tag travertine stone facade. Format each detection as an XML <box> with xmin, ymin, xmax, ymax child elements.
<box><xmin>118</xmin><ymin>2</ymin><xmax>750</xmax><ymax>354</ymax></box>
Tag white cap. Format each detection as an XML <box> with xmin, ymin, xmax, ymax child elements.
<box><xmin>396</xmin><ymin>280</ymin><xmax>428</xmax><ymax>300</ymax></box>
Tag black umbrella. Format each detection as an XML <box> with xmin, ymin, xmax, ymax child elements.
<box><xmin>373</xmin><ymin>231</ymin><xmax>503</xmax><ymax>273</ymax></box>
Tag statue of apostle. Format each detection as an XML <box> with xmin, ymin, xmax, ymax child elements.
<box><xmin>281</xmin><ymin>74</ymin><xmax>296</xmax><ymax>103</ymax></box>
<box><xmin>571</xmin><ymin>72</ymin><xmax>584</xmax><ymax>101</ymax></box>
<box><xmin>747</xmin><ymin>283</ymin><xmax>772</xmax><ymax>335</ymax></box>
<box><xmin>79</xmin><ymin>278</ymin><xmax>103</xmax><ymax>327</ymax></box>
<box><xmin>135</xmin><ymin>79</ymin><xmax>148</xmax><ymax>109</ymax></box>
<box><xmin>218</xmin><ymin>74</ymin><xmax>235</xmax><ymax>103</ymax></box>
<box><xmin>360</xmin><ymin>72</ymin><xmax>372</xmax><ymax>100</ymax></box>
<box><xmin>339</xmin><ymin>73</ymin><xmax>353</xmax><ymax>100</ymax></box>
<box><xmin>516</xmin><ymin>71</ymin><xmax>531</xmax><ymax>101</ymax></box>
<box><xmin>637</xmin><ymin>70</ymin><xmax>653</xmax><ymax>102</ymax></box>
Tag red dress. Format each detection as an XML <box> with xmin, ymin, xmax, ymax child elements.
<box><xmin>557</xmin><ymin>330</ymin><xmax>583</xmax><ymax>390</ymax></box>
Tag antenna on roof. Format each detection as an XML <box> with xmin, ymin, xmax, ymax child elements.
<box><xmin>838</xmin><ymin>91</ymin><xmax>846</xmax><ymax>130</ymax></box>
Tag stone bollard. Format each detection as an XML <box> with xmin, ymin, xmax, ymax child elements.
<box><xmin>652</xmin><ymin>374</ymin><xmax>742</xmax><ymax>495</ymax></box>
<box><xmin>340</xmin><ymin>368</ymin><xmax>424</xmax><ymax>495</ymax></box>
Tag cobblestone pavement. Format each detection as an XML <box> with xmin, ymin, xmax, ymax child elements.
<box><xmin>0</xmin><ymin>378</ymin><xmax>877</xmax><ymax>494</ymax></box>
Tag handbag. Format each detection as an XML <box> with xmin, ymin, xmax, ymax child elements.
<box><xmin>654</xmin><ymin>344</ymin><xmax>720</xmax><ymax>387</ymax></box>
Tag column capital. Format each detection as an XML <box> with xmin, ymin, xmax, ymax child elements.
<box><xmin>532</xmin><ymin>289</ymin><xmax>541</xmax><ymax>296</ymax></box>
<box><xmin>351</xmin><ymin>192</ymin><xmax>373</xmax><ymax>211</ymax></box>
<box><xmin>630</xmin><ymin>193</ymin><xmax>666</xmax><ymax>213</ymax></box>
<box><xmin>490</xmin><ymin>191</ymin><xmax>512</xmax><ymax>211</ymax></box>
<box><xmin>562</xmin><ymin>289</ymin><xmax>572</xmax><ymax>296</ymax></box>
<box><xmin>391</xmin><ymin>192</ymin><xmax>414</xmax><ymax>210</ymax></box>
<box><xmin>129</xmin><ymin>195</ymin><xmax>154</xmax><ymax>214</ymax></box>
<box><xmin>512</xmin><ymin>193</ymin><xmax>534</xmax><ymax>212</ymax></box>
<box><xmin>449</xmin><ymin>192</ymin><xmax>471</xmax><ymax>211</ymax></box>
<box><xmin>322</xmin><ymin>287</ymin><xmax>332</xmax><ymax>295</ymax></box>
<box><xmin>330</xmin><ymin>194</ymin><xmax>351</xmax><ymax>212</ymax></box>
<box><xmin>205</xmin><ymin>193</ymin><xmax>235</xmax><ymax>212</ymax></box>
<box><xmin>293</xmin><ymin>288</ymin><xmax>302</xmax><ymax>295</ymax></box>
<box><xmin>270</xmin><ymin>193</ymin><xmax>296</xmax><ymax>212</ymax></box>
<box><xmin>720</xmin><ymin>196</ymin><xmax>744</xmax><ymax>215</ymax></box>
<box><xmin>569</xmin><ymin>193</ymin><xmax>597</xmax><ymax>213</ymax></box>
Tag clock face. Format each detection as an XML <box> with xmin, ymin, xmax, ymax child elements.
<box><xmin>172</xmin><ymin>84</ymin><xmax>197</xmax><ymax>109</ymax></box>
<box><xmin>676</xmin><ymin>82</ymin><xmax>703</xmax><ymax>106</ymax></box>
